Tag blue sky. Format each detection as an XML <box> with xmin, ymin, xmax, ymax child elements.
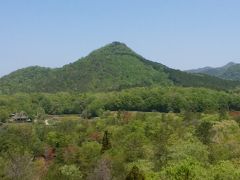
<box><xmin>1</xmin><ymin>0</ymin><xmax>240</xmax><ymax>76</ymax></box>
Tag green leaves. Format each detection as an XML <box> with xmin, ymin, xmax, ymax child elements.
<box><xmin>59</xmin><ymin>165</ymin><xmax>83</xmax><ymax>180</ymax></box>
<box><xmin>1</xmin><ymin>42</ymin><xmax>238</xmax><ymax>94</ymax></box>
<box><xmin>101</xmin><ymin>131</ymin><xmax>112</xmax><ymax>153</ymax></box>
<box><xmin>160</xmin><ymin>158</ymin><xmax>209</xmax><ymax>180</ymax></box>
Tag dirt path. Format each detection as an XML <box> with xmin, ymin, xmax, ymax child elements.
<box><xmin>45</xmin><ymin>119</ymin><xmax>49</xmax><ymax>125</ymax></box>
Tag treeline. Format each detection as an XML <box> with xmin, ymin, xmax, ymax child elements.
<box><xmin>1</xmin><ymin>86</ymin><xmax>240</xmax><ymax>121</ymax></box>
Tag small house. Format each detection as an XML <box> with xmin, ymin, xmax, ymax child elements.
<box><xmin>10</xmin><ymin>111</ymin><xmax>31</xmax><ymax>122</ymax></box>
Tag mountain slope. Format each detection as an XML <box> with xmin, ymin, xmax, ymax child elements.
<box><xmin>0</xmin><ymin>42</ymin><xmax>171</xmax><ymax>93</ymax></box>
<box><xmin>0</xmin><ymin>42</ymin><xmax>239</xmax><ymax>94</ymax></box>
<box><xmin>188</xmin><ymin>62</ymin><xmax>240</xmax><ymax>81</ymax></box>
<box><xmin>141</xmin><ymin>60</ymin><xmax>240</xmax><ymax>90</ymax></box>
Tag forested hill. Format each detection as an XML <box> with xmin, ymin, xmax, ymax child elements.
<box><xmin>188</xmin><ymin>62</ymin><xmax>240</xmax><ymax>81</ymax></box>
<box><xmin>0</xmin><ymin>42</ymin><xmax>239</xmax><ymax>94</ymax></box>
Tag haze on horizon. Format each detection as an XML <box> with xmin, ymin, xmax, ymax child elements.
<box><xmin>1</xmin><ymin>0</ymin><xmax>240</xmax><ymax>77</ymax></box>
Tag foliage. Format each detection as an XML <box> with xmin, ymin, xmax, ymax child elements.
<box><xmin>1</xmin><ymin>85</ymin><xmax>240</xmax><ymax>179</ymax></box>
<box><xmin>59</xmin><ymin>164</ymin><xmax>83</xmax><ymax>180</ymax></box>
<box><xmin>1</xmin><ymin>41</ymin><xmax>240</xmax><ymax>180</ymax></box>
<box><xmin>160</xmin><ymin>158</ymin><xmax>209</xmax><ymax>180</ymax></box>
<box><xmin>1</xmin><ymin>86</ymin><xmax>240</xmax><ymax>121</ymax></box>
<box><xmin>188</xmin><ymin>62</ymin><xmax>240</xmax><ymax>81</ymax></box>
<box><xmin>209</xmin><ymin>120</ymin><xmax>240</xmax><ymax>162</ymax></box>
<box><xmin>101</xmin><ymin>131</ymin><xmax>112</xmax><ymax>153</ymax></box>
<box><xmin>0</xmin><ymin>42</ymin><xmax>239</xmax><ymax>94</ymax></box>
<box><xmin>195</xmin><ymin>120</ymin><xmax>213</xmax><ymax>144</ymax></box>
<box><xmin>126</xmin><ymin>166</ymin><xmax>145</xmax><ymax>180</ymax></box>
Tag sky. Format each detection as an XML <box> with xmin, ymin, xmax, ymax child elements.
<box><xmin>1</xmin><ymin>0</ymin><xmax>240</xmax><ymax>77</ymax></box>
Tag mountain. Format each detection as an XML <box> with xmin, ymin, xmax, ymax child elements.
<box><xmin>187</xmin><ymin>66</ymin><xmax>213</xmax><ymax>73</ymax></box>
<box><xmin>0</xmin><ymin>42</ymin><xmax>239</xmax><ymax>94</ymax></box>
<box><xmin>188</xmin><ymin>62</ymin><xmax>240</xmax><ymax>81</ymax></box>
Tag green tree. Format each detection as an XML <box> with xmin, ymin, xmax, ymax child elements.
<box><xmin>167</xmin><ymin>136</ymin><xmax>209</xmax><ymax>165</ymax></box>
<box><xmin>126</xmin><ymin>166</ymin><xmax>145</xmax><ymax>180</ymax></box>
<box><xmin>160</xmin><ymin>158</ymin><xmax>209</xmax><ymax>180</ymax></box>
<box><xmin>209</xmin><ymin>120</ymin><xmax>240</xmax><ymax>162</ymax></box>
<box><xmin>0</xmin><ymin>109</ymin><xmax>9</xmax><ymax>123</ymax></box>
<box><xmin>59</xmin><ymin>164</ymin><xmax>83</xmax><ymax>180</ymax></box>
<box><xmin>210</xmin><ymin>161</ymin><xmax>240</xmax><ymax>180</ymax></box>
<box><xmin>123</xmin><ymin>132</ymin><xmax>147</xmax><ymax>162</ymax></box>
<box><xmin>195</xmin><ymin>121</ymin><xmax>213</xmax><ymax>144</ymax></box>
<box><xmin>78</xmin><ymin>142</ymin><xmax>101</xmax><ymax>177</ymax></box>
<box><xmin>5</xmin><ymin>152</ymin><xmax>34</xmax><ymax>180</ymax></box>
<box><xmin>89</xmin><ymin>157</ymin><xmax>112</xmax><ymax>180</ymax></box>
<box><xmin>101</xmin><ymin>131</ymin><xmax>112</xmax><ymax>153</ymax></box>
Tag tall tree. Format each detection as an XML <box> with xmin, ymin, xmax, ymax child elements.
<box><xmin>101</xmin><ymin>131</ymin><xmax>111</xmax><ymax>153</ymax></box>
<box><xmin>89</xmin><ymin>157</ymin><xmax>112</xmax><ymax>180</ymax></box>
<box><xmin>126</xmin><ymin>166</ymin><xmax>145</xmax><ymax>180</ymax></box>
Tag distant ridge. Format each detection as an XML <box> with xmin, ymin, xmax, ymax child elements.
<box><xmin>0</xmin><ymin>42</ymin><xmax>239</xmax><ymax>94</ymax></box>
<box><xmin>187</xmin><ymin>62</ymin><xmax>240</xmax><ymax>81</ymax></box>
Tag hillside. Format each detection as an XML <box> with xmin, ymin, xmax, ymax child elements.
<box><xmin>188</xmin><ymin>62</ymin><xmax>240</xmax><ymax>81</ymax></box>
<box><xmin>0</xmin><ymin>42</ymin><xmax>239</xmax><ymax>94</ymax></box>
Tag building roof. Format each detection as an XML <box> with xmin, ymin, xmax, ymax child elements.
<box><xmin>12</xmin><ymin>111</ymin><xmax>29</xmax><ymax>120</ymax></box>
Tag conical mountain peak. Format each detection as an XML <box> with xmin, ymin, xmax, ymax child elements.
<box><xmin>87</xmin><ymin>41</ymin><xmax>137</xmax><ymax>58</ymax></box>
<box><xmin>0</xmin><ymin>42</ymin><xmax>239</xmax><ymax>94</ymax></box>
<box><xmin>110</xmin><ymin>41</ymin><xmax>127</xmax><ymax>46</ymax></box>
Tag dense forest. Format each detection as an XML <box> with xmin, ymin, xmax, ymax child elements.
<box><xmin>1</xmin><ymin>102</ymin><xmax>240</xmax><ymax>179</ymax></box>
<box><xmin>0</xmin><ymin>42</ymin><xmax>239</xmax><ymax>94</ymax></box>
<box><xmin>1</xmin><ymin>86</ymin><xmax>240</xmax><ymax>179</ymax></box>
<box><xmin>188</xmin><ymin>62</ymin><xmax>240</xmax><ymax>81</ymax></box>
<box><xmin>1</xmin><ymin>86</ymin><xmax>240</xmax><ymax>122</ymax></box>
